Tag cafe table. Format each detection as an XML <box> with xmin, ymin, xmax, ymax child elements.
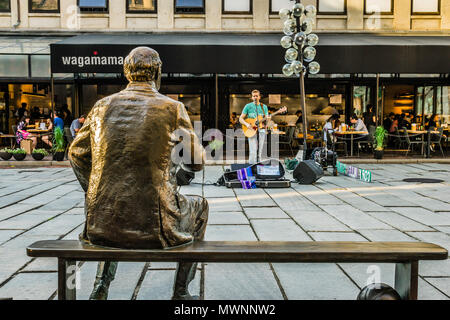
<box><xmin>334</xmin><ymin>131</ymin><xmax>368</xmax><ymax>157</ymax></box>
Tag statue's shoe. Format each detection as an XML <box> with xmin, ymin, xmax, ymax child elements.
<box><xmin>89</xmin><ymin>282</ymin><xmax>109</xmax><ymax>300</ymax></box>
<box><xmin>171</xmin><ymin>293</ymin><xmax>200</xmax><ymax>300</ymax></box>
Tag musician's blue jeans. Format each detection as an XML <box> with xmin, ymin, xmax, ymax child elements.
<box><xmin>248</xmin><ymin>131</ymin><xmax>266</xmax><ymax>164</ymax></box>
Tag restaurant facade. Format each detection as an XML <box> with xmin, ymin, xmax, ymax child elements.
<box><xmin>0</xmin><ymin>0</ymin><xmax>449</xmax><ymax>136</ymax></box>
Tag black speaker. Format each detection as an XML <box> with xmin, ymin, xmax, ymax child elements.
<box><xmin>293</xmin><ymin>160</ymin><xmax>324</xmax><ymax>184</ymax></box>
<box><xmin>176</xmin><ymin>167</ymin><xmax>195</xmax><ymax>186</ymax></box>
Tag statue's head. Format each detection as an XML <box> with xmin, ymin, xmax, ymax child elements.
<box><xmin>124</xmin><ymin>47</ymin><xmax>162</xmax><ymax>89</ymax></box>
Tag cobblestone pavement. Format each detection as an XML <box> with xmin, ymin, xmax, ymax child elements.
<box><xmin>0</xmin><ymin>164</ymin><xmax>449</xmax><ymax>300</ymax></box>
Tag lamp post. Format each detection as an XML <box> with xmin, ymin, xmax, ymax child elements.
<box><xmin>279</xmin><ymin>0</ymin><xmax>319</xmax><ymax>160</ymax></box>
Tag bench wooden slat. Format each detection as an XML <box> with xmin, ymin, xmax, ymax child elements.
<box><xmin>27</xmin><ymin>240</ymin><xmax>448</xmax><ymax>263</ymax></box>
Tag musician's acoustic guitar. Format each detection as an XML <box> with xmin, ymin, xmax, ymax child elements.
<box><xmin>242</xmin><ymin>106</ymin><xmax>288</xmax><ymax>138</ymax></box>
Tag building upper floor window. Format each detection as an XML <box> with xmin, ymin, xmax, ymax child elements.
<box><xmin>223</xmin><ymin>0</ymin><xmax>252</xmax><ymax>14</ymax></box>
<box><xmin>127</xmin><ymin>0</ymin><xmax>156</xmax><ymax>13</ymax></box>
<box><xmin>29</xmin><ymin>0</ymin><xmax>60</xmax><ymax>13</ymax></box>
<box><xmin>175</xmin><ymin>0</ymin><xmax>205</xmax><ymax>14</ymax></box>
<box><xmin>412</xmin><ymin>0</ymin><xmax>440</xmax><ymax>14</ymax></box>
<box><xmin>270</xmin><ymin>0</ymin><xmax>295</xmax><ymax>14</ymax></box>
<box><xmin>365</xmin><ymin>0</ymin><xmax>393</xmax><ymax>14</ymax></box>
<box><xmin>78</xmin><ymin>0</ymin><xmax>108</xmax><ymax>13</ymax></box>
<box><xmin>318</xmin><ymin>0</ymin><xmax>347</xmax><ymax>14</ymax></box>
<box><xmin>0</xmin><ymin>0</ymin><xmax>10</xmax><ymax>12</ymax></box>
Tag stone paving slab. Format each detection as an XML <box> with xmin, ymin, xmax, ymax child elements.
<box><xmin>204</xmin><ymin>225</ymin><xmax>257</xmax><ymax>241</ymax></box>
<box><xmin>207</xmin><ymin>197</ymin><xmax>242</xmax><ymax>212</ymax></box>
<box><xmin>424</xmin><ymin>278</ymin><xmax>450</xmax><ymax>297</ymax></box>
<box><xmin>356</xmin><ymin>229</ymin><xmax>418</xmax><ymax>242</ymax></box>
<box><xmin>244</xmin><ymin>207</ymin><xmax>289</xmax><ymax>219</ymax></box>
<box><xmin>308</xmin><ymin>232</ymin><xmax>367</xmax><ymax>241</ymax></box>
<box><xmin>319</xmin><ymin>205</ymin><xmax>393</xmax><ymax>230</ymax></box>
<box><xmin>0</xmin><ymin>272</ymin><xmax>57</xmax><ymax>300</ymax></box>
<box><xmin>207</xmin><ymin>212</ymin><xmax>249</xmax><ymax>225</ymax></box>
<box><xmin>362</xmin><ymin>211</ymin><xmax>433</xmax><ymax>232</ymax></box>
<box><xmin>251</xmin><ymin>219</ymin><xmax>311</xmax><ymax>241</ymax></box>
<box><xmin>389</xmin><ymin>207</ymin><xmax>450</xmax><ymax>226</ymax></box>
<box><xmin>288</xmin><ymin>210</ymin><xmax>351</xmax><ymax>232</ymax></box>
<box><xmin>204</xmin><ymin>263</ymin><xmax>283</xmax><ymax>300</ymax></box>
<box><xmin>272</xmin><ymin>263</ymin><xmax>360</xmax><ymax>300</ymax></box>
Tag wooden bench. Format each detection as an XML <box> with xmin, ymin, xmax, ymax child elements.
<box><xmin>27</xmin><ymin>240</ymin><xmax>448</xmax><ymax>300</ymax></box>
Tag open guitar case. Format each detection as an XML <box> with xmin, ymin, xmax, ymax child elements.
<box><xmin>217</xmin><ymin>159</ymin><xmax>291</xmax><ymax>188</ymax></box>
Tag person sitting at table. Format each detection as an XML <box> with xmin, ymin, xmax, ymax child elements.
<box><xmin>70</xmin><ymin>115</ymin><xmax>86</xmax><ymax>139</ymax></box>
<box><xmin>389</xmin><ymin>114</ymin><xmax>400</xmax><ymax>133</ymax></box>
<box><xmin>383</xmin><ymin>112</ymin><xmax>395</xmax><ymax>131</ymax></box>
<box><xmin>229</xmin><ymin>112</ymin><xmax>238</xmax><ymax>129</ymax></box>
<box><xmin>425</xmin><ymin>114</ymin><xmax>444</xmax><ymax>152</ymax></box>
<box><xmin>16</xmin><ymin>116</ymin><xmax>37</xmax><ymax>148</ymax></box>
<box><xmin>295</xmin><ymin>110</ymin><xmax>303</xmax><ymax>125</ymax></box>
<box><xmin>350</xmin><ymin>114</ymin><xmax>368</xmax><ymax>151</ymax></box>
<box><xmin>323</xmin><ymin>114</ymin><xmax>340</xmax><ymax>146</ymax></box>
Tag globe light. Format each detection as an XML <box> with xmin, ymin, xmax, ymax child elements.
<box><xmin>282</xmin><ymin>63</ymin><xmax>294</xmax><ymax>76</ymax></box>
<box><xmin>291</xmin><ymin>60</ymin><xmax>303</xmax><ymax>75</ymax></box>
<box><xmin>292</xmin><ymin>42</ymin><xmax>299</xmax><ymax>50</ymax></box>
<box><xmin>294</xmin><ymin>32</ymin><xmax>306</xmax><ymax>46</ymax></box>
<box><xmin>306</xmin><ymin>33</ymin><xmax>319</xmax><ymax>47</ymax></box>
<box><xmin>292</xmin><ymin>3</ymin><xmax>304</xmax><ymax>17</ymax></box>
<box><xmin>279</xmin><ymin>8</ymin><xmax>291</xmax><ymax>21</ymax></box>
<box><xmin>280</xmin><ymin>36</ymin><xmax>293</xmax><ymax>49</ymax></box>
<box><xmin>283</xmin><ymin>25</ymin><xmax>295</xmax><ymax>36</ymax></box>
<box><xmin>308</xmin><ymin>61</ymin><xmax>320</xmax><ymax>74</ymax></box>
<box><xmin>305</xmin><ymin>5</ymin><xmax>317</xmax><ymax>18</ymax></box>
<box><xmin>284</xmin><ymin>18</ymin><xmax>296</xmax><ymax>30</ymax></box>
<box><xmin>301</xmin><ymin>17</ymin><xmax>314</xmax><ymax>34</ymax></box>
<box><xmin>303</xmin><ymin>46</ymin><xmax>316</xmax><ymax>62</ymax></box>
<box><xmin>285</xmin><ymin>48</ymin><xmax>298</xmax><ymax>63</ymax></box>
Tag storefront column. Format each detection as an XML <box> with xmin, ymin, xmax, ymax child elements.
<box><xmin>393</xmin><ymin>0</ymin><xmax>411</xmax><ymax>30</ymax></box>
<box><xmin>206</xmin><ymin>0</ymin><xmax>221</xmax><ymax>30</ymax></box>
<box><xmin>347</xmin><ymin>0</ymin><xmax>364</xmax><ymax>30</ymax></box>
<box><xmin>442</xmin><ymin>0</ymin><xmax>450</xmax><ymax>31</ymax></box>
<box><xmin>253</xmin><ymin>0</ymin><xmax>269</xmax><ymax>30</ymax></box>
<box><xmin>157</xmin><ymin>0</ymin><xmax>174</xmax><ymax>29</ymax></box>
<box><xmin>11</xmin><ymin>0</ymin><xmax>29</xmax><ymax>28</ymax></box>
<box><xmin>60</xmin><ymin>0</ymin><xmax>77</xmax><ymax>29</ymax></box>
<box><xmin>110</xmin><ymin>0</ymin><xmax>126</xmax><ymax>29</ymax></box>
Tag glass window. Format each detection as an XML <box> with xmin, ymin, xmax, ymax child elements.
<box><xmin>424</xmin><ymin>86</ymin><xmax>434</xmax><ymax>116</ymax></box>
<box><xmin>353</xmin><ymin>86</ymin><xmax>372</xmax><ymax>117</ymax></box>
<box><xmin>270</xmin><ymin>0</ymin><xmax>295</xmax><ymax>13</ymax></box>
<box><xmin>78</xmin><ymin>0</ymin><xmax>108</xmax><ymax>12</ymax></box>
<box><xmin>318</xmin><ymin>0</ymin><xmax>346</xmax><ymax>14</ymax></box>
<box><xmin>175</xmin><ymin>0</ymin><xmax>204</xmax><ymax>13</ymax></box>
<box><xmin>365</xmin><ymin>0</ymin><xmax>392</xmax><ymax>14</ymax></box>
<box><xmin>0</xmin><ymin>0</ymin><xmax>10</xmax><ymax>12</ymax></box>
<box><xmin>223</xmin><ymin>0</ymin><xmax>251</xmax><ymax>13</ymax></box>
<box><xmin>0</xmin><ymin>55</ymin><xmax>28</xmax><ymax>77</ymax></box>
<box><xmin>31</xmin><ymin>55</ymin><xmax>50</xmax><ymax>78</ymax></box>
<box><xmin>127</xmin><ymin>0</ymin><xmax>156</xmax><ymax>13</ymax></box>
<box><xmin>442</xmin><ymin>86</ymin><xmax>450</xmax><ymax>125</ymax></box>
<box><xmin>412</xmin><ymin>0</ymin><xmax>440</xmax><ymax>14</ymax></box>
<box><xmin>29</xmin><ymin>0</ymin><xmax>59</xmax><ymax>12</ymax></box>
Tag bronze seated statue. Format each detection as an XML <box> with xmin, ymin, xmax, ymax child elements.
<box><xmin>68</xmin><ymin>46</ymin><xmax>209</xmax><ymax>300</ymax></box>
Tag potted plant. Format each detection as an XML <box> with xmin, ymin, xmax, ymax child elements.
<box><xmin>374</xmin><ymin>126</ymin><xmax>387</xmax><ymax>159</ymax></box>
<box><xmin>32</xmin><ymin>148</ymin><xmax>49</xmax><ymax>161</ymax></box>
<box><xmin>0</xmin><ymin>148</ymin><xmax>13</xmax><ymax>160</ymax></box>
<box><xmin>52</xmin><ymin>127</ymin><xmax>66</xmax><ymax>161</ymax></box>
<box><xmin>12</xmin><ymin>148</ymin><xmax>27</xmax><ymax>161</ymax></box>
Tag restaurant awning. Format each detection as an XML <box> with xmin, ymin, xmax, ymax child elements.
<box><xmin>50</xmin><ymin>33</ymin><xmax>450</xmax><ymax>74</ymax></box>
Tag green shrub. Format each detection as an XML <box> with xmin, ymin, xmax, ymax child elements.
<box><xmin>374</xmin><ymin>126</ymin><xmax>387</xmax><ymax>151</ymax></box>
<box><xmin>0</xmin><ymin>148</ymin><xmax>13</xmax><ymax>153</ymax></box>
<box><xmin>52</xmin><ymin>127</ymin><xmax>66</xmax><ymax>153</ymax></box>
<box><xmin>32</xmin><ymin>148</ymin><xmax>49</xmax><ymax>156</ymax></box>
<box><xmin>11</xmin><ymin>148</ymin><xmax>27</xmax><ymax>154</ymax></box>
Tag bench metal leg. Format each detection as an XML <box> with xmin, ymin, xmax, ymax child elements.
<box><xmin>394</xmin><ymin>261</ymin><xmax>418</xmax><ymax>300</ymax></box>
<box><xmin>58</xmin><ymin>258</ymin><xmax>77</xmax><ymax>300</ymax></box>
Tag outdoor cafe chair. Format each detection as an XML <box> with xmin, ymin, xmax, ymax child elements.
<box><xmin>357</xmin><ymin>125</ymin><xmax>376</xmax><ymax>157</ymax></box>
<box><xmin>430</xmin><ymin>127</ymin><xmax>445</xmax><ymax>157</ymax></box>
<box><xmin>326</xmin><ymin>130</ymin><xmax>347</xmax><ymax>157</ymax></box>
<box><xmin>279</xmin><ymin>126</ymin><xmax>295</xmax><ymax>157</ymax></box>
<box><xmin>403</xmin><ymin>127</ymin><xmax>425</xmax><ymax>157</ymax></box>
